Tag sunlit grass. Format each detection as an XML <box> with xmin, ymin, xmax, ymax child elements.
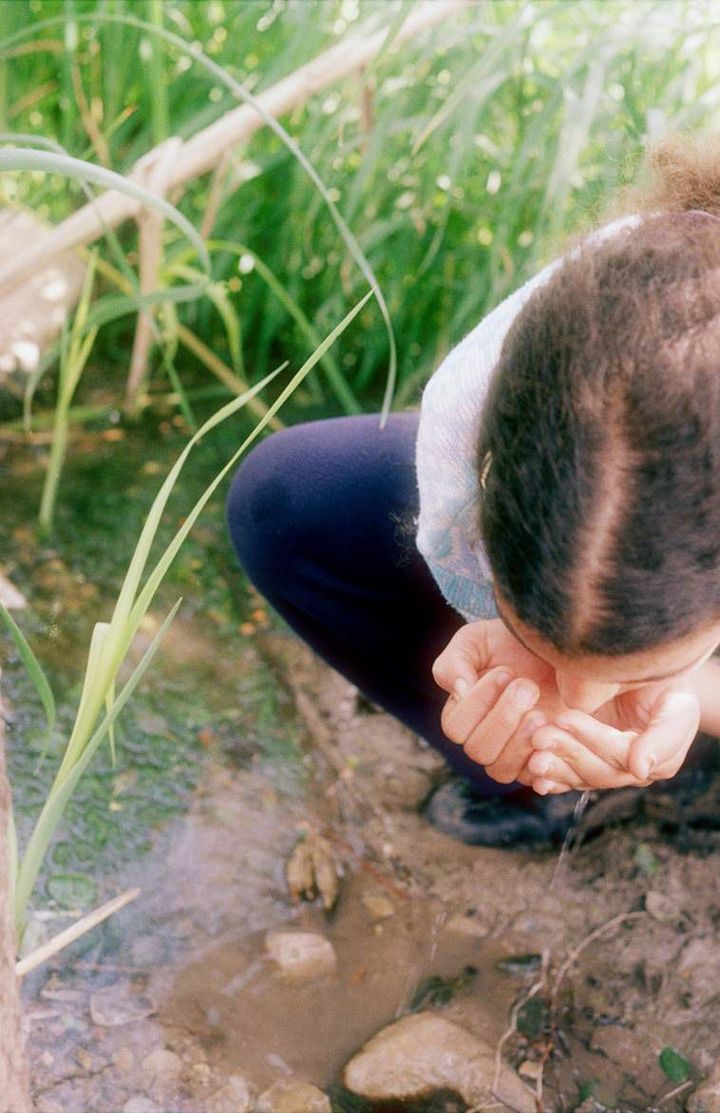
<box><xmin>7</xmin><ymin>290</ymin><xmax>370</xmax><ymax>933</ymax></box>
<box><xmin>0</xmin><ymin>1</ymin><xmax>718</xmax><ymax>417</ymax></box>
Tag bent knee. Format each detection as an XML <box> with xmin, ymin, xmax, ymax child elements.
<box><xmin>227</xmin><ymin>430</ymin><xmax>296</xmax><ymax>577</ymax></box>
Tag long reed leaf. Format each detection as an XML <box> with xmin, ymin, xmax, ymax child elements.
<box><xmin>14</xmin><ymin>599</ymin><xmax>181</xmax><ymax>929</ymax></box>
<box><xmin>0</xmin><ymin>147</ymin><xmax>209</xmax><ymax>271</ymax></box>
<box><xmin>0</xmin><ymin>602</ymin><xmax>56</xmax><ymax>758</ymax></box>
<box><xmin>0</xmin><ymin>12</ymin><xmax>395</xmax><ymax>414</ymax></box>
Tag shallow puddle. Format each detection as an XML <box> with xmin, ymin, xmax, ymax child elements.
<box><xmin>24</xmin><ymin>739</ymin><xmax>518</xmax><ymax>1112</ymax></box>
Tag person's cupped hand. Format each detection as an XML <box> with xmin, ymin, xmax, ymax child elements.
<box><xmin>433</xmin><ymin>619</ymin><xmax>700</xmax><ymax>794</ymax></box>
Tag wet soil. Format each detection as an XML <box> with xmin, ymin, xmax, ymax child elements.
<box><xmin>3</xmin><ymin>422</ymin><xmax>720</xmax><ymax>1112</ymax></box>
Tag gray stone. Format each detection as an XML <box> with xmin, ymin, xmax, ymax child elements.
<box><xmin>265</xmin><ymin>930</ymin><xmax>337</xmax><ymax>983</ymax></box>
<box><xmin>257</xmin><ymin>1080</ymin><xmax>331</xmax><ymax>1112</ymax></box>
<box><xmin>687</xmin><ymin>1066</ymin><xmax>720</xmax><ymax>1113</ymax></box>
<box><xmin>112</xmin><ymin>1047</ymin><xmax>135</xmax><ymax>1074</ymax></box>
<box><xmin>204</xmin><ymin>1074</ymin><xmax>254</xmax><ymax>1113</ymax></box>
<box><xmin>645</xmin><ymin>890</ymin><xmax>680</xmax><ymax>923</ymax></box>
<box><xmin>343</xmin><ymin>1011</ymin><xmax>534</xmax><ymax>1111</ymax></box>
<box><xmin>122</xmin><ymin>1099</ymin><xmax>160</xmax><ymax>1113</ymax></box>
<box><xmin>141</xmin><ymin>1048</ymin><xmax>182</xmax><ymax>1080</ymax></box>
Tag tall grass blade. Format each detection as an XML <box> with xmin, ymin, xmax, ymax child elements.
<box><xmin>0</xmin><ymin>147</ymin><xmax>209</xmax><ymax>271</ymax></box>
<box><xmin>128</xmin><ymin>292</ymin><xmax>372</xmax><ymax>631</ymax></box>
<box><xmin>38</xmin><ymin>254</ymin><xmax>99</xmax><ymax>537</ymax></box>
<box><xmin>208</xmin><ymin>240</ymin><xmax>362</xmax><ymax>414</ymax></box>
<box><xmin>15</xmin><ymin>599</ymin><xmax>181</xmax><ymax>930</ymax></box>
<box><xmin>0</xmin><ymin>602</ymin><xmax>56</xmax><ymax>759</ymax></box>
<box><xmin>146</xmin><ymin>0</ymin><xmax>169</xmax><ymax>146</ymax></box>
<box><xmin>0</xmin><ymin>12</ymin><xmax>395</xmax><ymax>413</ymax></box>
<box><xmin>0</xmin><ymin>132</ymin><xmax>138</xmax><ymax>291</ymax></box>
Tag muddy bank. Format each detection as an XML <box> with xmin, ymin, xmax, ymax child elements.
<box><xmin>18</xmin><ymin>624</ymin><xmax>720</xmax><ymax>1113</ymax></box>
<box><xmin>3</xmin><ymin>430</ymin><xmax>720</xmax><ymax>1112</ymax></box>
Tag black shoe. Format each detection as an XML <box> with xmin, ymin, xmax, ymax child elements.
<box><xmin>423</xmin><ymin>779</ymin><xmax>583</xmax><ymax>848</ymax></box>
<box><xmin>424</xmin><ymin>753</ymin><xmax>720</xmax><ymax>849</ymax></box>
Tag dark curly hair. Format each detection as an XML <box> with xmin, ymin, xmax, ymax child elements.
<box><xmin>479</xmin><ymin>135</ymin><xmax>720</xmax><ymax>656</ymax></box>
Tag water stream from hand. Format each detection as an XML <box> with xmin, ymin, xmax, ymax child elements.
<box><xmin>550</xmin><ymin>789</ymin><xmax>591</xmax><ymax>890</ymax></box>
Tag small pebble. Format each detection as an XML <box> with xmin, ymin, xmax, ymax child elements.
<box><xmin>265</xmin><ymin>931</ymin><xmax>337</xmax><ymax>983</ymax></box>
<box><xmin>122</xmin><ymin>1099</ymin><xmax>160</xmax><ymax>1113</ymax></box>
<box><xmin>361</xmin><ymin>893</ymin><xmax>395</xmax><ymax>920</ymax></box>
<box><xmin>257</xmin><ymin>1080</ymin><xmax>332</xmax><ymax>1112</ymax></box>
<box><xmin>112</xmin><ymin>1047</ymin><xmax>135</xmax><ymax>1073</ymax></box>
<box><xmin>205</xmin><ymin>1074</ymin><xmax>254</xmax><ymax>1113</ymax></box>
<box><xmin>191</xmin><ymin>1061</ymin><xmax>212</xmax><ymax>1084</ymax></box>
<box><xmin>141</xmin><ymin>1048</ymin><xmax>182</xmax><ymax>1079</ymax></box>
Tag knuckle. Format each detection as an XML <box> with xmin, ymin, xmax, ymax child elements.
<box><xmin>485</xmin><ymin>763</ymin><xmax>516</xmax><ymax>785</ymax></box>
<box><xmin>556</xmin><ymin>710</ymin><xmax>585</xmax><ymax>733</ymax></box>
<box><xmin>440</xmin><ymin>705</ymin><xmax>465</xmax><ymax>744</ymax></box>
<box><xmin>431</xmin><ymin>656</ymin><xmax>448</xmax><ymax>683</ymax></box>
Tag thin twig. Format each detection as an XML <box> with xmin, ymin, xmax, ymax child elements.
<box><xmin>16</xmin><ymin>887</ymin><xmax>140</xmax><ymax>977</ymax></box>
<box><xmin>655</xmin><ymin>1080</ymin><xmax>694</xmax><ymax>1109</ymax></box>
<box><xmin>492</xmin><ymin>949</ymin><xmax>550</xmax><ymax>1098</ymax></box>
<box><xmin>551</xmin><ymin>911</ymin><xmax>645</xmax><ymax>1003</ymax></box>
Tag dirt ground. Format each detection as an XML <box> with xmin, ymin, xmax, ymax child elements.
<box><xmin>19</xmin><ymin>617</ymin><xmax>720</xmax><ymax>1113</ymax></box>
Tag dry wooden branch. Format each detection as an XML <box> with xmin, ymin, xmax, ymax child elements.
<box><xmin>125</xmin><ymin>137</ymin><xmax>183</xmax><ymax>410</ymax></box>
<box><xmin>0</xmin><ymin>0</ymin><xmax>470</xmax><ymax>295</ymax></box>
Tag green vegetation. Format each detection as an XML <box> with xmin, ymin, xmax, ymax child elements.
<box><xmin>1</xmin><ymin>0</ymin><xmax>719</xmax><ymax>433</ymax></box>
<box><xmin>3</xmin><ymin>293</ymin><xmax>366</xmax><ymax>932</ymax></box>
<box><xmin>1</xmin><ymin>0</ymin><xmax>719</xmax><ymax>960</ymax></box>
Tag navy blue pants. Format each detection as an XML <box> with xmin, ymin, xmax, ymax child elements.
<box><xmin>226</xmin><ymin>412</ymin><xmax>513</xmax><ymax>794</ymax></box>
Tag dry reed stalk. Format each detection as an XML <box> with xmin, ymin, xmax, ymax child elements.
<box><xmin>0</xmin><ymin>0</ymin><xmax>471</xmax><ymax>295</ymax></box>
<box><xmin>125</xmin><ymin>137</ymin><xmax>182</xmax><ymax>410</ymax></box>
<box><xmin>175</xmin><ymin>322</ymin><xmax>283</xmax><ymax>430</ymax></box>
<box><xmin>0</xmin><ymin>698</ymin><xmax>31</xmax><ymax>1112</ymax></box>
<box><xmin>15</xmin><ymin>887</ymin><xmax>141</xmax><ymax>977</ymax></box>
<box><xmin>71</xmin><ymin>56</ymin><xmax>110</xmax><ymax>167</ymax></box>
<box><xmin>200</xmin><ymin>150</ymin><xmax>232</xmax><ymax>242</ymax></box>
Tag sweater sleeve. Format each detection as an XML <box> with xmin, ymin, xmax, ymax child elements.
<box><xmin>415</xmin><ymin>217</ymin><xmax>639</xmax><ymax>621</ymax></box>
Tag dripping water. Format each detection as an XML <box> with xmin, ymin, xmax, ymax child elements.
<box><xmin>550</xmin><ymin>789</ymin><xmax>591</xmax><ymax>890</ymax></box>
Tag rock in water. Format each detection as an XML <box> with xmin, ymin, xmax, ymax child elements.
<box><xmin>343</xmin><ymin>1012</ymin><xmax>534</xmax><ymax>1112</ymax></box>
<box><xmin>257</xmin><ymin>1081</ymin><xmax>331</xmax><ymax>1112</ymax></box>
<box><xmin>204</xmin><ymin>1074</ymin><xmax>254</xmax><ymax>1113</ymax></box>
<box><xmin>265</xmin><ymin>931</ymin><xmax>337</xmax><ymax>983</ymax></box>
<box><xmin>141</xmin><ymin>1048</ymin><xmax>182</xmax><ymax>1080</ymax></box>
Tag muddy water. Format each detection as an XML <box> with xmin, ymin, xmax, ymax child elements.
<box><xmin>24</xmin><ymin>708</ymin><xmax>516</xmax><ymax>1112</ymax></box>
<box><xmin>0</xmin><ymin>419</ymin><xmax>516</xmax><ymax>1109</ymax></box>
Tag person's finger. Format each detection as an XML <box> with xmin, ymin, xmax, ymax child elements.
<box><xmin>432</xmin><ymin>624</ymin><xmax>490</xmax><ymax>696</ymax></box>
<box><xmin>627</xmin><ymin>690</ymin><xmax>700</xmax><ymax>781</ymax></box>
<box><xmin>532</xmin><ymin>777</ymin><xmax>581</xmax><ymax>795</ymax></box>
<box><xmin>432</xmin><ymin>648</ymin><xmax>479</xmax><ymax>697</ymax></box>
<box><xmin>526</xmin><ymin>750</ymin><xmax>585</xmax><ymax>789</ymax></box>
<box><xmin>463</xmin><ymin>678</ymin><xmax>540</xmax><ymax>765</ymax></box>
<box><xmin>541</xmin><ymin>711</ymin><xmax>637</xmax><ymax>767</ymax></box>
<box><xmin>484</xmin><ymin>711</ymin><xmax>546</xmax><ymax>785</ymax></box>
<box><xmin>531</xmin><ymin>722</ymin><xmax>631</xmax><ymax>777</ymax></box>
<box><xmin>440</xmin><ymin>667</ymin><xmax>515</xmax><ymax>744</ymax></box>
<box><xmin>528</xmin><ymin>738</ymin><xmax>654</xmax><ymax>790</ymax></box>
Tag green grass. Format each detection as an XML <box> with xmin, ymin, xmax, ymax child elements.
<box><xmin>0</xmin><ymin>0</ymin><xmax>719</xmax><ymax>424</ymax></box>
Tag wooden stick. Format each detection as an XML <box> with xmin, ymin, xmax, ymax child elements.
<box><xmin>125</xmin><ymin>138</ymin><xmax>182</xmax><ymax>410</ymax></box>
<box><xmin>15</xmin><ymin>887</ymin><xmax>140</xmax><ymax>978</ymax></box>
<box><xmin>0</xmin><ymin>0</ymin><xmax>471</xmax><ymax>295</ymax></box>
